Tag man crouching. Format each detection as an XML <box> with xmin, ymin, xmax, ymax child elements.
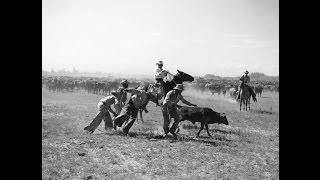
<box><xmin>162</xmin><ymin>84</ymin><xmax>197</xmax><ymax>139</ymax></box>
<box><xmin>84</xmin><ymin>91</ymin><xmax>120</xmax><ymax>134</ymax></box>
<box><xmin>113</xmin><ymin>86</ymin><xmax>159</xmax><ymax>135</ymax></box>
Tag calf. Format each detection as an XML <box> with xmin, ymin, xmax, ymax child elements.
<box><xmin>176</xmin><ymin>105</ymin><xmax>228</xmax><ymax>137</ymax></box>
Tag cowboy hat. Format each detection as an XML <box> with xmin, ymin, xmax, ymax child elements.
<box><xmin>173</xmin><ymin>84</ymin><xmax>184</xmax><ymax>90</ymax></box>
<box><xmin>156</xmin><ymin>61</ymin><xmax>163</xmax><ymax>65</ymax></box>
<box><xmin>244</xmin><ymin>70</ymin><xmax>249</xmax><ymax>74</ymax></box>
<box><xmin>120</xmin><ymin>79</ymin><xmax>128</xmax><ymax>85</ymax></box>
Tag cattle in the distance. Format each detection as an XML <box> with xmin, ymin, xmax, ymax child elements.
<box><xmin>228</xmin><ymin>88</ymin><xmax>238</xmax><ymax>100</ymax></box>
<box><xmin>42</xmin><ymin>75</ymin><xmax>279</xmax><ymax>98</ymax></box>
<box><xmin>254</xmin><ymin>85</ymin><xmax>263</xmax><ymax>97</ymax></box>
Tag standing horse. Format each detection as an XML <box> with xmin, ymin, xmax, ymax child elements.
<box><xmin>239</xmin><ymin>85</ymin><xmax>251</xmax><ymax>111</ymax></box>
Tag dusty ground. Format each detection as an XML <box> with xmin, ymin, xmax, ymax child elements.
<box><xmin>42</xmin><ymin>88</ymin><xmax>279</xmax><ymax>179</ymax></box>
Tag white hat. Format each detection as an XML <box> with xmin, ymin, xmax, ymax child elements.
<box><xmin>173</xmin><ymin>84</ymin><xmax>184</xmax><ymax>90</ymax></box>
<box><xmin>156</xmin><ymin>61</ymin><xmax>163</xmax><ymax>65</ymax></box>
<box><xmin>244</xmin><ymin>70</ymin><xmax>249</xmax><ymax>74</ymax></box>
<box><xmin>120</xmin><ymin>80</ymin><xmax>128</xmax><ymax>85</ymax></box>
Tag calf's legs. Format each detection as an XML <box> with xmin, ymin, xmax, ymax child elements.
<box><xmin>205</xmin><ymin>124</ymin><xmax>212</xmax><ymax>137</ymax></box>
<box><xmin>196</xmin><ymin>123</ymin><xmax>204</xmax><ymax>137</ymax></box>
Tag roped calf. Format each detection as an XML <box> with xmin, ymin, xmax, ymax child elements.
<box><xmin>175</xmin><ymin>105</ymin><xmax>229</xmax><ymax>137</ymax></box>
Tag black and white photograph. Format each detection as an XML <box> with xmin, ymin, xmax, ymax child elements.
<box><xmin>42</xmin><ymin>0</ymin><xmax>279</xmax><ymax>179</ymax></box>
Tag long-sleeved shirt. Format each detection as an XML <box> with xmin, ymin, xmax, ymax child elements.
<box><xmin>240</xmin><ymin>75</ymin><xmax>250</xmax><ymax>84</ymax></box>
<box><xmin>99</xmin><ymin>95</ymin><xmax>118</xmax><ymax>114</ymax></box>
<box><xmin>163</xmin><ymin>89</ymin><xmax>193</xmax><ymax>106</ymax></box>
<box><xmin>116</xmin><ymin>87</ymin><xmax>128</xmax><ymax>104</ymax></box>
<box><xmin>154</xmin><ymin>68</ymin><xmax>168</xmax><ymax>79</ymax></box>
<box><xmin>126</xmin><ymin>89</ymin><xmax>150</xmax><ymax>109</ymax></box>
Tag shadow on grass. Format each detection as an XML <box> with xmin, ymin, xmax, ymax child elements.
<box><xmin>102</xmin><ymin>129</ymin><xmax>236</xmax><ymax>147</ymax></box>
<box><xmin>181</xmin><ymin>124</ymin><xmax>241</xmax><ymax>136</ymax></box>
<box><xmin>251</xmin><ymin>109</ymin><xmax>276</xmax><ymax>114</ymax></box>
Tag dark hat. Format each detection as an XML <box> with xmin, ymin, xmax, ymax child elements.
<box><xmin>156</xmin><ymin>61</ymin><xmax>163</xmax><ymax>65</ymax></box>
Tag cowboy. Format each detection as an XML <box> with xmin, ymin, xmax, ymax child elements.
<box><xmin>84</xmin><ymin>91</ymin><xmax>120</xmax><ymax>134</ymax></box>
<box><xmin>154</xmin><ymin>61</ymin><xmax>172</xmax><ymax>96</ymax></box>
<box><xmin>113</xmin><ymin>86</ymin><xmax>159</xmax><ymax>135</ymax></box>
<box><xmin>238</xmin><ymin>70</ymin><xmax>256</xmax><ymax>101</ymax></box>
<box><xmin>162</xmin><ymin>84</ymin><xmax>197</xmax><ymax>139</ymax></box>
<box><xmin>114</xmin><ymin>79</ymin><xmax>129</xmax><ymax>114</ymax></box>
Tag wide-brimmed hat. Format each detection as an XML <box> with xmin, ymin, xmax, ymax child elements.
<box><xmin>120</xmin><ymin>79</ymin><xmax>128</xmax><ymax>85</ymax></box>
<box><xmin>173</xmin><ymin>84</ymin><xmax>184</xmax><ymax>90</ymax></box>
<box><xmin>156</xmin><ymin>61</ymin><xmax>163</xmax><ymax>65</ymax></box>
<box><xmin>244</xmin><ymin>70</ymin><xmax>249</xmax><ymax>74</ymax></box>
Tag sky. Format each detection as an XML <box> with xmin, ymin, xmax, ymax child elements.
<box><xmin>42</xmin><ymin>0</ymin><xmax>279</xmax><ymax>77</ymax></box>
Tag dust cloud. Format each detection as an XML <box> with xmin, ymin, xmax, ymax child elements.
<box><xmin>182</xmin><ymin>86</ymin><xmax>237</xmax><ymax>104</ymax></box>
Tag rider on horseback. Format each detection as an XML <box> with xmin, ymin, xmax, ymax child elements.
<box><xmin>154</xmin><ymin>61</ymin><xmax>172</xmax><ymax>96</ymax></box>
<box><xmin>238</xmin><ymin>70</ymin><xmax>257</xmax><ymax>102</ymax></box>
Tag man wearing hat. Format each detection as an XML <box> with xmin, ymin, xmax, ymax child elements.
<box><xmin>113</xmin><ymin>86</ymin><xmax>160</xmax><ymax>135</ymax></box>
<box><xmin>162</xmin><ymin>84</ymin><xmax>197</xmax><ymax>139</ymax></box>
<box><xmin>84</xmin><ymin>91</ymin><xmax>121</xmax><ymax>134</ymax></box>
<box><xmin>154</xmin><ymin>61</ymin><xmax>171</xmax><ymax>96</ymax></box>
<box><xmin>114</xmin><ymin>79</ymin><xmax>130</xmax><ymax>114</ymax></box>
<box><xmin>238</xmin><ymin>70</ymin><xmax>256</xmax><ymax>101</ymax></box>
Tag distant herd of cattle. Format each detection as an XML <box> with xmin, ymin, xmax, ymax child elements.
<box><xmin>194</xmin><ymin>80</ymin><xmax>278</xmax><ymax>98</ymax></box>
<box><xmin>42</xmin><ymin>76</ymin><xmax>279</xmax><ymax>98</ymax></box>
<box><xmin>42</xmin><ymin>76</ymin><xmax>141</xmax><ymax>95</ymax></box>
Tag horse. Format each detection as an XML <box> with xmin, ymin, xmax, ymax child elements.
<box><xmin>135</xmin><ymin>70</ymin><xmax>194</xmax><ymax>122</ymax></box>
<box><xmin>162</xmin><ymin>70</ymin><xmax>194</xmax><ymax>96</ymax></box>
<box><xmin>239</xmin><ymin>85</ymin><xmax>251</xmax><ymax>111</ymax></box>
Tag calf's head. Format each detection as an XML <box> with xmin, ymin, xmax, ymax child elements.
<box><xmin>218</xmin><ymin>113</ymin><xmax>229</xmax><ymax>125</ymax></box>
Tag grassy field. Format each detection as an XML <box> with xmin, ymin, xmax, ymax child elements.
<box><xmin>42</xmin><ymin>87</ymin><xmax>279</xmax><ymax>179</ymax></box>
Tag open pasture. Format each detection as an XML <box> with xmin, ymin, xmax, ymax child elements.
<box><xmin>42</xmin><ymin>87</ymin><xmax>279</xmax><ymax>179</ymax></box>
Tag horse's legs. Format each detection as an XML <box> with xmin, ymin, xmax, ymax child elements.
<box><xmin>240</xmin><ymin>99</ymin><xmax>242</xmax><ymax>111</ymax></box>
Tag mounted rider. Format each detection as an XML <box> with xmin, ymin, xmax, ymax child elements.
<box><xmin>154</xmin><ymin>61</ymin><xmax>173</xmax><ymax>96</ymax></box>
<box><xmin>238</xmin><ymin>70</ymin><xmax>257</xmax><ymax>102</ymax></box>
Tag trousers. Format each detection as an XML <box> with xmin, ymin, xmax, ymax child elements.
<box><xmin>113</xmin><ymin>99</ymin><xmax>138</xmax><ymax>134</ymax></box>
<box><xmin>162</xmin><ymin>103</ymin><xmax>180</xmax><ymax>135</ymax></box>
<box><xmin>84</xmin><ymin>103</ymin><xmax>113</xmax><ymax>133</ymax></box>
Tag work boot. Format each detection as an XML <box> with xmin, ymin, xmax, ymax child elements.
<box><xmin>113</xmin><ymin>122</ymin><xmax>117</xmax><ymax>130</ymax></box>
<box><xmin>169</xmin><ymin>129</ymin><xmax>178</xmax><ymax>139</ymax></box>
